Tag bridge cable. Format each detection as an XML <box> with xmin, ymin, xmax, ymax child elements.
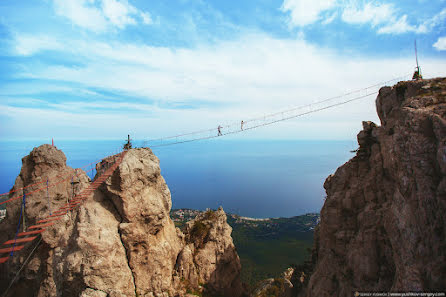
<box><xmin>146</xmin><ymin>74</ymin><xmax>409</xmax><ymax>148</ymax></box>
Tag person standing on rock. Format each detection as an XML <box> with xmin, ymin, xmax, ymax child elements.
<box><xmin>218</xmin><ymin>125</ymin><xmax>222</xmax><ymax>136</ymax></box>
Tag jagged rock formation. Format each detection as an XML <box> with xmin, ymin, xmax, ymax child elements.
<box><xmin>252</xmin><ymin>268</ymin><xmax>294</xmax><ymax>297</ymax></box>
<box><xmin>178</xmin><ymin>208</ymin><xmax>243</xmax><ymax>296</ymax></box>
<box><xmin>303</xmin><ymin>78</ymin><xmax>446</xmax><ymax>296</ymax></box>
<box><xmin>0</xmin><ymin>147</ymin><xmax>243</xmax><ymax>297</ymax></box>
<box><xmin>0</xmin><ymin>144</ymin><xmax>91</xmax><ymax>296</ymax></box>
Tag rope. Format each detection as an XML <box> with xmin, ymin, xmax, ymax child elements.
<box><xmin>143</xmin><ymin>74</ymin><xmax>409</xmax><ymax>147</ymax></box>
<box><xmin>147</xmin><ymin>74</ymin><xmax>409</xmax><ymax>148</ymax></box>
<box><xmin>1</xmin><ymin>236</ymin><xmax>42</xmax><ymax>297</ymax></box>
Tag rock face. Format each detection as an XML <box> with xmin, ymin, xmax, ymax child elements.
<box><xmin>178</xmin><ymin>208</ymin><xmax>243</xmax><ymax>296</ymax></box>
<box><xmin>252</xmin><ymin>268</ymin><xmax>295</xmax><ymax>297</ymax></box>
<box><xmin>305</xmin><ymin>78</ymin><xmax>446</xmax><ymax>296</ymax></box>
<box><xmin>0</xmin><ymin>144</ymin><xmax>91</xmax><ymax>296</ymax></box>
<box><xmin>0</xmin><ymin>147</ymin><xmax>243</xmax><ymax>297</ymax></box>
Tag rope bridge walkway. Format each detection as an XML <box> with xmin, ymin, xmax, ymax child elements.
<box><xmin>142</xmin><ymin>74</ymin><xmax>410</xmax><ymax>148</ymax></box>
<box><xmin>0</xmin><ymin>151</ymin><xmax>126</xmax><ymax>265</ymax></box>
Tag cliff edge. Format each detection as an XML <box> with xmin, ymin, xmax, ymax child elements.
<box><xmin>0</xmin><ymin>147</ymin><xmax>243</xmax><ymax>297</ymax></box>
<box><xmin>303</xmin><ymin>78</ymin><xmax>446</xmax><ymax>296</ymax></box>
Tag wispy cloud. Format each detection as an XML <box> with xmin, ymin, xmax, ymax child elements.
<box><xmin>281</xmin><ymin>0</ymin><xmax>446</xmax><ymax>36</ymax></box>
<box><xmin>433</xmin><ymin>37</ymin><xmax>446</xmax><ymax>51</ymax></box>
<box><xmin>11</xmin><ymin>33</ymin><xmax>409</xmax><ymax>105</ymax></box>
<box><xmin>5</xmin><ymin>29</ymin><xmax>446</xmax><ymax>139</ymax></box>
<box><xmin>281</xmin><ymin>0</ymin><xmax>337</xmax><ymax>27</ymax></box>
<box><xmin>342</xmin><ymin>2</ymin><xmax>394</xmax><ymax>27</ymax></box>
<box><xmin>321</xmin><ymin>12</ymin><xmax>337</xmax><ymax>25</ymax></box>
<box><xmin>417</xmin><ymin>8</ymin><xmax>446</xmax><ymax>34</ymax></box>
<box><xmin>377</xmin><ymin>8</ymin><xmax>446</xmax><ymax>35</ymax></box>
<box><xmin>52</xmin><ymin>0</ymin><xmax>152</xmax><ymax>33</ymax></box>
<box><xmin>14</xmin><ymin>35</ymin><xmax>64</xmax><ymax>56</ymax></box>
<box><xmin>377</xmin><ymin>15</ymin><xmax>417</xmax><ymax>34</ymax></box>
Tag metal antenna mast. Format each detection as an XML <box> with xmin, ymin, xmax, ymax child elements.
<box><xmin>412</xmin><ymin>40</ymin><xmax>422</xmax><ymax>80</ymax></box>
<box><xmin>415</xmin><ymin>40</ymin><xmax>419</xmax><ymax>70</ymax></box>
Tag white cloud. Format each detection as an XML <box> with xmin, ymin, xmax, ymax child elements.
<box><xmin>341</xmin><ymin>3</ymin><xmax>445</xmax><ymax>35</ymax></box>
<box><xmin>417</xmin><ymin>8</ymin><xmax>446</xmax><ymax>34</ymax></box>
<box><xmin>14</xmin><ymin>35</ymin><xmax>64</xmax><ymax>56</ymax></box>
<box><xmin>322</xmin><ymin>12</ymin><xmax>337</xmax><ymax>25</ymax></box>
<box><xmin>377</xmin><ymin>9</ymin><xmax>446</xmax><ymax>35</ymax></box>
<box><xmin>433</xmin><ymin>37</ymin><xmax>446</xmax><ymax>51</ymax></box>
<box><xmin>377</xmin><ymin>15</ymin><xmax>416</xmax><ymax>34</ymax></box>
<box><xmin>52</xmin><ymin>0</ymin><xmax>152</xmax><ymax>32</ymax></box>
<box><xmin>140</xmin><ymin>11</ymin><xmax>153</xmax><ymax>25</ymax></box>
<box><xmin>101</xmin><ymin>0</ymin><xmax>137</xmax><ymax>28</ymax></box>
<box><xmin>342</xmin><ymin>2</ymin><xmax>394</xmax><ymax>27</ymax></box>
<box><xmin>281</xmin><ymin>0</ymin><xmax>337</xmax><ymax>27</ymax></box>
<box><xmin>53</xmin><ymin>0</ymin><xmax>108</xmax><ymax>32</ymax></box>
<box><xmin>8</xmin><ymin>32</ymin><xmax>446</xmax><ymax>140</ymax></box>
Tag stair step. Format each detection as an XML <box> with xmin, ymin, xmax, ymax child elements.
<box><xmin>4</xmin><ymin>236</ymin><xmax>37</xmax><ymax>245</ymax></box>
<box><xmin>37</xmin><ymin>217</ymin><xmax>62</xmax><ymax>224</ymax></box>
<box><xmin>29</xmin><ymin>222</ymin><xmax>55</xmax><ymax>229</ymax></box>
<box><xmin>0</xmin><ymin>245</ymin><xmax>25</xmax><ymax>254</ymax></box>
<box><xmin>54</xmin><ymin>209</ymin><xmax>67</xmax><ymax>213</ymax></box>
<box><xmin>0</xmin><ymin>256</ymin><xmax>9</xmax><ymax>264</ymax></box>
<box><xmin>18</xmin><ymin>229</ymin><xmax>45</xmax><ymax>236</ymax></box>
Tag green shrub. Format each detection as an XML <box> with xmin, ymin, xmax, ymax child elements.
<box><xmin>203</xmin><ymin>209</ymin><xmax>217</xmax><ymax>221</ymax></box>
<box><xmin>190</xmin><ymin>221</ymin><xmax>210</xmax><ymax>248</ymax></box>
<box><xmin>261</xmin><ymin>278</ymin><xmax>285</xmax><ymax>297</ymax></box>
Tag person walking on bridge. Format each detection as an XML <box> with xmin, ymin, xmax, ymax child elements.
<box><xmin>218</xmin><ymin>125</ymin><xmax>222</xmax><ymax>136</ymax></box>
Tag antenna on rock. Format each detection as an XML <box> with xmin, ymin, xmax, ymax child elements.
<box><xmin>123</xmin><ymin>134</ymin><xmax>132</xmax><ymax>150</ymax></box>
<box><xmin>412</xmin><ymin>40</ymin><xmax>423</xmax><ymax>80</ymax></box>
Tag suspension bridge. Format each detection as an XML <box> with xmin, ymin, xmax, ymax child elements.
<box><xmin>0</xmin><ymin>74</ymin><xmax>410</xmax><ymax>273</ymax></box>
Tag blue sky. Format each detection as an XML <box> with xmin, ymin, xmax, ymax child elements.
<box><xmin>0</xmin><ymin>0</ymin><xmax>445</xmax><ymax>141</ymax></box>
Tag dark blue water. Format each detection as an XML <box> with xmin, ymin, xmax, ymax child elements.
<box><xmin>0</xmin><ymin>139</ymin><xmax>356</xmax><ymax>218</ymax></box>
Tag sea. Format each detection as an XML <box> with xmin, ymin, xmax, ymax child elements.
<box><xmin>0</xmin><ymin>139</ymin><xmax>357</xmax><ymax>218</ymax></box>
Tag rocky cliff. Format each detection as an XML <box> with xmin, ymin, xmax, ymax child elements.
<box><xmin>302</xmin><ymin>78</ymin><xmax>446</xmax><ymax>296</ymax></box>
<box><xmin>0</xmin><ymin>147</ymin><xmax>243</xmax><ymax>297</ymax></box>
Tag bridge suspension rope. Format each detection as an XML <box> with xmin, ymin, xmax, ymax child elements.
<box><xmin>143</xmin><ymin>74</ymin><xmax>410</xmax><ymax>148</ymax></box>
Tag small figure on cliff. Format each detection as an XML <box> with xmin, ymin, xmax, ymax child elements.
<box><xmin>123</xmin><ymin>134</ymin><xmax>132</xmax><ymax>150</ymax></box>
<box><xmin>241</xmin><ymin>120</ymin><xmax>244</xmax><ymax>131</ymax></box>
<box><xmin>218</xmin><ymin>125</ymin><xmax>222</xmax><ymax>136</ymax></box>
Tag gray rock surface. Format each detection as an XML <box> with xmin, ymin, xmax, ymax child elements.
<box><xmin>305</xmin><ymin>78</ymin><xmax>446</xmax><ymax>296</ymax></box>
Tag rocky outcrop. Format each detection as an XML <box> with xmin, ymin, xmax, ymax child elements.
<box><xmin>0</xmin><ymin>147</ymin><xmax>243</xmax><ymax>297</ymax></box>
<box><xmin>0</xmin><ymin>144</ymin><xmax>91</xmax><ymax>296</ymax></box>
<box><xmin>177</xmin><ymin>208</ymin><xmax>243</xmax><ymax>296</ymax></box>
<box><xmin>252</xmin><ymin>268</ymin><xmax>294</xmax><ymax>297</ymax></box>
<box><xmin>305</xmin><ymin>78</ymin><xmax>446</xmax><ymax>296</ymax></box>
